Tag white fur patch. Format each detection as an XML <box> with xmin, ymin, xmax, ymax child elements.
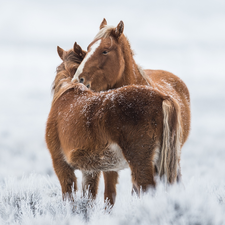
<box><xmin>72</xmin><ymin>39</ymin><xmax>101</xmax><ymax>82</ymax></box>
<box><xmin>107</xmin><ymin>143</ymin><xmax>129</xmax><ymax>171</ymax></box>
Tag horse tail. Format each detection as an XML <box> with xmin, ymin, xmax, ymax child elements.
<box><xmin>159</xmin><ymin>97</ymin><xmax>182</xmax><ymax>184</ymax></box>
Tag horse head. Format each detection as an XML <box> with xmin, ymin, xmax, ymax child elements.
<box><xmin>53</xmin><ymin>42</ymin><xmax>86</xmax><ymax>94</ymax></box>
<box><xmin>72</xmin><ymin>19</ymin><xmax>126</xmax><ymax>92</ymax></box>
<box><xmin>52</xmin><ymin>42</ymin><xmax>87</xmax><ymax>105</ymax></box>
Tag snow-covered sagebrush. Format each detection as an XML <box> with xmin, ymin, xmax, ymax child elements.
<box><xmin>0</xmin><ymin>175</ymin><xmax>225</xmax><ymax>224</ymax></box>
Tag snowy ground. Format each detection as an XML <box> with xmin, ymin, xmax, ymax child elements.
<box><xmin>0</xmin><ymin>0</ymin><xmax>225</xmax><ymax>224</ymax></box>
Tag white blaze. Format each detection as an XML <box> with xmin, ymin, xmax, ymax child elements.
<box><xmin>72</xmin><ymin>39</ymin><xmax>101</xmax><ymax>82</ymax></box>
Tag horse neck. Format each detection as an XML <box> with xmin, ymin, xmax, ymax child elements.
<box><xmin>53</xmin><ymin>68</ymin><xmax>70</xmax><ymax>92</ymax></box>
<box><xmin>52</xmin><ymin>65</ymin><xmax>73</xmax><ymax>104</ymax></box>
<box><xmin>114</xmin><ymin>36</ymin><xmax>148</xmax><ymax>88</ymax></box>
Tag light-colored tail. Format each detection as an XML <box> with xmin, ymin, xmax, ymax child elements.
<box><xmin>159</xmin><ymin>98</ymin><xmax>182</xmax><ymax>184</ymax></box>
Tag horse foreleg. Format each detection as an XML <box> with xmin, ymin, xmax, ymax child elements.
<box><xmin>52</xmin><ymin>155</ymin><xmax>77</xmax><ymax>200</ymax></box>
<box><xmin>103</xmin><ymin>171</ymin><xmax>118</xmax><ymax>205</ymax></box>
<box><xmin>82</xmin><ymin>171</ymin><xmax>101</xmax><ymax>199</ymax></box>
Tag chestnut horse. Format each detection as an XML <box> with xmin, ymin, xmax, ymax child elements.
<box><xmin>46</xmin><ymin>44</ymin><xmax>182</xmax><ymax>205</ymax></box>
<box><xmin>72</xmin><ymin>19</ymin><xmax>191</xmax><ymax>203</ymax></box>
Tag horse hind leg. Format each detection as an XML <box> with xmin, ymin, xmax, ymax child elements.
<box><xmin>123</xmin><ymin>147</ymin><xmax>156</xmax><ymax>196</ymax></box>
<box><xmin>132</xmin><ymin>163</ymin><xmax>157</xmax><ymax>196</ymax></box>
<box><xmin>103</xmin><ymin>171</ymin><xmax>118</xmax><ymax>205</ymax></box>
<box><xmin>131</xmin><ymin>162</ymin><xmax>155</xmax><ymax>196</ymax></box>
<box><xmin>82</xmin><ymin>171</ymin><xmax>101</xmax><ymax>199</ymax></box>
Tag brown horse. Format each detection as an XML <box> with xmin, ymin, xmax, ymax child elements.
<box><xmin>72</xmin><ymin>18</ymin><xmax>191</xmax><ymax>203</ymax></box>
<box><xmin>46</xmin><ymin>44</ymin><xmax>182</xmax><ymax>205</ymax></box>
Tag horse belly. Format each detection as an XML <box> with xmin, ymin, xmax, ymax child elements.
<box><xmin>103</xmin><ymin>143</ymin><xmax>129</xmax><ymax>171</ymax></box>
<box><xmin>69</xmin><ymin>143</ymin><xmax>129</xmax><ymax>172</ymax></box>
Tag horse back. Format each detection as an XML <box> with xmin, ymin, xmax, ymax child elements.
<box><xmin>50</xmin><ymin>89</ymin><xmax>110</xmax><ymax>156</ymax></box>
<box><xmin>103</xmin><ymin>86</ymin><xmax>165</xmax><ymax>148</ymax></box>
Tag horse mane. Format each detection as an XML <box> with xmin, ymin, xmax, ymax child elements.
<box><xmin>52</xmin><ymin>49</ymin><xmax>83</xmax><ymax>105</ymax></box>
<box><xmin>93</xmin><ymin>25</ymin><xmax>115</xmax><ymax>41</ymax></box>
<box><xmin>137</xmin><ymin>65</ymin><xmax>153</xmax><ymax>87</ymax></box>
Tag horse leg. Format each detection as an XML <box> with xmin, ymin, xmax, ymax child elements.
<box><xmin>131</xmin><ymin>158</ymin><xmax>157</xmax><ymax>195</ymax></box>
<box><xmin>131</xmin><ymin>160</ymin><xmax>155</xmax><ymax>195</ymax></box>
<box><xmin>123</xmin><ymin>152</ymin><xmax>156</xmax><ymax>196</ymax></box>
<box><xmin>103</xmin><ymin>171</ymin><xmax>118</xmax><ymax>205</ymax></box>
<box><xmin>131</xmin><ymin>184</ymin><xmax>139</xmax><ymax>196</ymax></box>
<box><xmin>52</xmin><ymin>155</ymin><xmax>77</xmax><ymax>200</ymax></box>
<box><xmin>82</xmin><ymin>171</ymin><xmax>101</xmax><ymax>199</ymax></box>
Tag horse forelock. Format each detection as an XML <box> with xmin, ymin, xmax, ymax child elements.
<box><xmin>93</xmin><ymin>25</ymin><xmax>115</xmax><ymax>41</ymax></box>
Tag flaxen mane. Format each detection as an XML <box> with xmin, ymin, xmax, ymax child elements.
<box><xmin>94</xmin><ymin>25</ymin><xmax>115</xmax><ymax>40</ymax></box>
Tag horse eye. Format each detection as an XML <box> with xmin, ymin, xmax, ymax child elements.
<box><xmin>102</xmin><ymin>50</ymin><xmax>108</xmax><ymax>55</ymax></box>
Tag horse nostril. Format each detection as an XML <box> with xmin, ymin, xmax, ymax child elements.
<box><xmin>79</xmin><ymin>78</ymin><xmax>84</xmax><ymax>83</ymax></box>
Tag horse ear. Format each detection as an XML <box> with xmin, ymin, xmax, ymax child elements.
<box><xmin>112</xmin><ymin>21</ymin><xmax>124</xmax><ymax>39</ymax></box>
<box><xmin>73</xmin><ymin>42</ymin><xmax>86</xmax><ymax>59</ymax></box>
<box><xmin>57</xmin><ymin>46</ymin><xmax>65</xmax><ymax>60</ymax></box>
<box><xmin>100</xmin><ymin>18</ymin><xmax>107</xmax><ymax>29</ymax></box>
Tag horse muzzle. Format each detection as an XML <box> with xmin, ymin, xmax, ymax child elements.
<box><xmin>79</xmin><ymin>77</ymin><xmax>91</xmax><ymax>89</ymax></box>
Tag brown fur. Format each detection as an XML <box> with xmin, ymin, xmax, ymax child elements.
<box><xmin>71</xmin><ymin>19</ymin><xmax>190</xmax><ymax>203</ymax></box>
<box><xmin>46</xmin><ymin>46</ymin><xmax>182</xmax><ymax>204</ymax></box>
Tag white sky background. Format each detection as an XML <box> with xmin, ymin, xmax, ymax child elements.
<box><xmin>0</xmin><ymin>0</ymin><xmax>225</xmax><ymax>189</ymax></box>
